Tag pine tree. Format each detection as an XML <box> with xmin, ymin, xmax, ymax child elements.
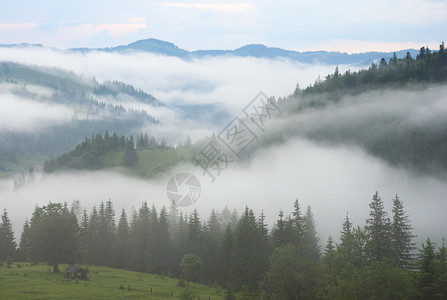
<box><xmin>365</xmin><ymin>191</ymin><xmax>391</xmax><ymax>261</ymax></box>
<box><xmin>186</xmin><ymin>210</ymin><xmax>202</xmax><ymax>256</ymax></box>
<box><xmin>156</xmin><ymin>206</ymin><xmax>171</xmax><ymax>274</ymax></box>
<box><xmin>29</xmin><ymin>203</ymin><xmax>79</xmax><ymax>272</ymax></box>
<box><xmin>337</xmin><ymin>212</ymin><xmax>355</xmax><ymax>262</ymax></box>
<box><xmin>292</xmin><ymin>199</ymin><xmax>305</xmax><ymax>246</ymax></box>
<box><xmin>131</xmin><ymin>202</ymin><xmax>151</xmax><ymax>272</ymax></box>
<box><xmin>123</xmin><ymin>139</ymin><xmax>138</xmax><ymax>167</ymax></box>
<box><xmin>85</xmin><ymin>206</ymin><xmax>101</xmax><ymax>264</ymax></box>
<box><xmin>202</xmin><ymin>210</ymin><xmax>222</xmax><ymax>283</ymax></box>
<box><xmin>272</xmin><ymin>210</ymin><xmax>287</xmax><ymax>248</ymax></box>
<box><xmin>303</xmin><ymin>205</ymin><xmax>321</xmax><ymax>261</ymax></box>
<box><xmin>0</xmin><ymin>209</ymin><xmax>16</xmax><ymax>260</ymax></box>
<box><xmin>113</xmin><ymin>208</ymin><xmax>130</xmax><ymax>269</ymax></box>
<box><xmin>418</xmin><ymin>238</ymin><xmax>436</xmax><ymax>299</ymax></box>
<box><xmin>390</xmin><ymin>194</ymin><xmax>416</xmax><ymax>268</ymax></box>
<box><xmin>230</xmin><ymin>207</ymin><xmax>262</xmax><ymax>291</ymax></box>
<box><xmin>16</xmin><ymin>219</ymin><xmax>31</xmax><ymax>261</ymax></box>
<box><xmin>217</xmin><ymin>225</ymin><xmax>233</xmax><ymax>288</ymax></box>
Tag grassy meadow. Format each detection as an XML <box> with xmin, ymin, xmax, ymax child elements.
<box><xmin>0</xmin><ymin>262</ymin><xmax>225</xmax><ymax>300</ymax></box>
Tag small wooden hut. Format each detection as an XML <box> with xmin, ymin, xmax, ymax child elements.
<box><xmin>65</xmin><ymin>265</ymin><xmax>88</xmax><ymax>280</ymax></box>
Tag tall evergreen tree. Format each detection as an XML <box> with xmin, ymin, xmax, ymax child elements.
<box><xmin>186</xmin><ymin>210</ymin><xmax>202</xmax><ymax>256</ymax></box>
<box><xmin>156</xmin><ymin>206</ymin><xmax>171</xmax><ymax>274</ymax></box>
<box><xmin>123</xmin><ymin>139</ymin><xmax>138</xmax><ymax>167</ymax></box>
<box><xmin>390</xmin><ymin>194</ymin><xmax>416</xmax><ymax>268</ymax></box>
<box><xmin>303</xmin><ymin>205</ymin><xmax>321</xmax><ymax>261</ymax></box>
<box><xmin>113</xmin><ymin>208</ymin><xmax>130</xmax><ymax>269</ymax></box>
<box><xmin>131</xmin><ymin>202</ymin><xmax>151</xmax><ymax>272</ymax></box>
<box><xmin>0</xmin><ymin>209</ymin><xmax>16</xmax><ymax>260</ymax></box>
<box><xmin>230</xmin><ymin>207</ymin><xmax>263</xmax><ymax>291</ymax></box>
<box><xmin>202</xmin><ymin>209</ymin><xmax>222</xmax><ymax>283</ymax></box>
<box><xmin>272</xmin><ymin>210</ymin><xmax>288</xmax><ymax>248</ymax></box>
<box><xmin>365</xmin><ymin>191</ymin><xmax>391</xmax><ymax>261</ymax></box>
<box><xmin>217</xmin><ymin>225</ymin><xmax>233</xmax><ymax>288</ymax></box>
<box><xmin>16</xmin><ymin>219</ymin><xmax>31</xmax><ymax>261</ymax></box>
<box><xmin>418</xmin><ymin>238</ymin><xmax>436</xmax><ymax>299</ymax></box>
<box><xmin>29</xmin><ymin>203</ymin><xmax>79</xmax><ymax>272</ymax></box>
<box><xmin>292</xmin><ymin>199</ymin><xmax>305</xmax><ymax>246</ymax></box>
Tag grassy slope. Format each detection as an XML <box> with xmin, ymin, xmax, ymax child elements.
<box><xmin>0</xmin><ymin>154</ymin><xmax>48</xmax><ymax>179</ymax></box>
<box><xmin>100</xmin><ymin>149</ymin><xmax>193</xmax><ymax>178</ymax></box>
<box><xmin>0</xmin><ymin>262</ymin><xmax>224</xmax><ymax>300</ymax></box>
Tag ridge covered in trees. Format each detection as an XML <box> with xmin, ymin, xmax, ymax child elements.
<box><xmin>2</xmin><ymin>192</ymin><xmax>446</xmax><ymax>299</ymax></box>
<box><xmin>300</xmin><ymin>42</ymin><xmax>447</xmax><ymax>97</ymax></box>
<box><xmin>42</xmin><ymin>131</ymin><xmax>190</xmax><ymax>173</ymax></box>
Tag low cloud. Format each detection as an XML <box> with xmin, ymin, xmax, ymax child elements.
<box><xmin>0</xmin><ymin>46</ymin><xmax>352</xmax><ymax>114</ymax></box>
<box><xmin>0</xmin><ymin>90</ymin><xmax>73</xmax><ymax>132</ymax></box>
<box><xmin>1</xmin><ymin>136</ymin><xmax>446</xmax><ymax>247</ymax></box>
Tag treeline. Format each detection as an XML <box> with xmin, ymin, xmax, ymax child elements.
<box><xmin>44</xmin><ymin>131</ymin><xmax>134</xmax><ymax>171</ymax></box>
<box><xmin>1</xmin><ymin>192</ymin><xmax>447</xmax><ymax>299</ymax></box>
<box><xmin>301</xmin><ymin>42</ymin><xmax>447</xmax><ymax>96</ymax></box>
<box><xmin>93</xmin><ymin>80</ymin><xmax>163</xmax><ymax>107</ymax></box>
<box><xmin>43</xmin><ymin>131</ymin><xmax>183</xmax><ymax>172</ymax></box>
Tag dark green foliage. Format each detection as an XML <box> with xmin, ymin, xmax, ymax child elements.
<box><xmin>391</xmin><ymin>194</ymin><xmax>416</xmax><ymax>268</ymax></box>
<box><xmin>3</xmin><ymin>193</ymin><xmax>444</xmax><ymax>298</ymax></box>
<box><xmin>365</xmin><ymin>191</ymin><xmax>392</xmax><ymax>261</ymax></box>
<box><xmin>123</xmin><ymin>138</ymin><xmax>138</xmax><ymax>167</ymax></box>
<box><xmin>16</xmin><ymin>219</ymin><xmax>31</xmax><ymax>261</ymax></box>
<box><xmin>29</xmin><ymin>203</ymin><xmax>79</xmax><ymax>272</ymax></box>
<box><xmin>180</xmin><ymin>253</ymin><xmax>203</xmax><ymax>284</ymax></box>
<box><xmin>0</xmin><ymin>209</ymin><xmax>16</xmax><ymax>260</ymax></box>
<box><xmin>263</xmin><ymin>244</ymin><xmax>304</xmax><ymax>300</ymax></box>
<box><xmin>303</xmin><ymin>42</ymin><xmax>447</xmax><ymax>96</ymax></box>
<box><xmin>44</xmin><ymin>132</ymin><xmax>128</xmax><ymax>171</ymax></box>
<box><xmin>217</xmin><ymin>225</ymin><xmax>233</xmax><ymax>288</ymax></box>
<box><xmin>113</xmin><ymin>209</ymin><xmax>130</xmax><ymax>269</ymax></box>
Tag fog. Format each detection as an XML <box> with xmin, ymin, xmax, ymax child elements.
<box><xmin>1</xmin><ymin>136</ymin><xmax>446</xmax><ymax>247</ymax></box>
<box><xmin>0</xmin><ymin>46</ymin><xmax>356</xmax><ymax>115</ymax></box>
<box><xmin>0</xmin><ymin>47</ymin><xmax>445</xmax><ymax>250</ymax></box>
<box><xmin>0</xmin><ymin>85</ymin><xmax>73</xmax><ymax>132</ymax></box>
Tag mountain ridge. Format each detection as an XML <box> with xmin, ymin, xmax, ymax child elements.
<box><xmin>1</xmin><ymin>38</ymin><xmax>420</xmax><ymax>66</ymax></box>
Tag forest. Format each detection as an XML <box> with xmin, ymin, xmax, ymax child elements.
<box><xmin>0</xmin><ymin>192</ymin><xmax>446</xmax><ymax>299</ymax></box>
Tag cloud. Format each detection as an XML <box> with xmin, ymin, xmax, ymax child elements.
<box><xmin>163</xmin><ymin>3</ymin><xmax>254</xmax><ymax>12</ymax></box>
<box><xmin>294</xmin><ymin>39</ymin><xmax>441</xmax><ymax>54</ymax></box>
<box><xmin>0</xmin><ymin>22</ymin><xmax>39</xmax><ymax>31</ymax></box>
<box><xmin>0</xmin><ymin>84</ymin><xmax>73</xmax><ymax>132</ymax></box>
<box><xmin>0</xmin><ymin>47</ymin><xmax>350</xmax><ymax>111</ymax></box>
<box><xmin>1</xmin><ymin>136</ymin><xmax>446</xmax><ymax>247</ymax></box>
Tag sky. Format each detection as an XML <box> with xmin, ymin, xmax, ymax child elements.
<box><xmin>0</xmin><ymin>0</ymin><xmax>445</xmax><ymax>53</ymax></box>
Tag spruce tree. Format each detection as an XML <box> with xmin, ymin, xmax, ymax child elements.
<box><xmin>365</xmin><ymin>191</ymin><xmax>391</xmax><ymax>261</ymax></box>
<box><xmin>0</xmin><ymin>209</ymin><xmax>16</xmax><ymax>260</ymax></box>
<box><xmin>217</xmin><ymin>225</ymin><xmax>233</xmax><ymax>288</ymax></box>
<box><xmin>390</xmin><ymin>194</ymin><xmax>416</xmax><ymax>268</ymax></box>
<box><xmin>114</xmin><ymin>208</ymin><xmax>130</xmax><ymax>269</ymax></box>
<box><xmin>17</xmin><ymin>219</ymin><xmax>31</xmax><ymax>261</ymax></box>
<box><xmin>303</xmin><ymin>205</ymin><xmax>321</xmax><ymax>261</ymax></box>
<box><xmin>123</xmin><ymin>139</ymin><xmax>138</xmax><ymax>167</ymax></box>
<box><xmin>29</xmin><ymin>203</ymin><xmax>79</xmax><ymax>272</ymax></box>
<box><xmin>186</xmin><ymin>210</ymin><xmax>202</xmax><ymax>257</ymax></box>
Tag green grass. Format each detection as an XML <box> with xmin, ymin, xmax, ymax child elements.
<box><xmin>0</xmin><ymin>153</ymin><xmax>47</xmax><ymax>179</ymax></box>
<box><xmin>100</xmin><ymin>149</ymin><xmax>192</xmax><ymax>178</ymax></box>
<box><xmin>0</xmin><ymin>262</ymin><xmax>224</xmax><ymax>300</ymax></box>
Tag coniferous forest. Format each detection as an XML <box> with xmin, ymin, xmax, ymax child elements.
<box><xmin>1</xmin><ymin>192</ymin><xmax>446</xmax><ymax>300</ymax></box>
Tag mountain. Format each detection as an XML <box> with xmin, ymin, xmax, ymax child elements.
<box><xmin>0</xmin><ymin>62</ymin><xmax>230</xmax><ymax>176</ymax></box>
<box><xmin>68</xmin><ymin>38</ymin><xmax>419</xmax><ymax>66</ymax></box>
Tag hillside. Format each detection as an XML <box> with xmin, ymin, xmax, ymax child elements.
<box><xmin>0</xmin><ymin>262</ymin><xmax>224</xmax><ymax>300</ymax></box>
<box><xmin>40</xmin><ymin>132</ymin><xmax>192</xmax><ymax>180</ymax></box>
<box><xmin>247</xmin><ymin>42</ymin><xmax>447</xmax><ymax>176</ymax></box>
<box><xmin>67</xmin><ymin>38</ymin><xmax>420</xmax><ymax>66</ymax></box>
<box><xmin>0</xmin><ymin>62</ymin><xmax>227</xmax><ymax>178</ymax></box>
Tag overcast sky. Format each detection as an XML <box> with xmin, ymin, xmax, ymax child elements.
<box><xmin>0</xmin><ymin>0</ymin><xmax>445</xmax><ymax>53</ymax></box>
